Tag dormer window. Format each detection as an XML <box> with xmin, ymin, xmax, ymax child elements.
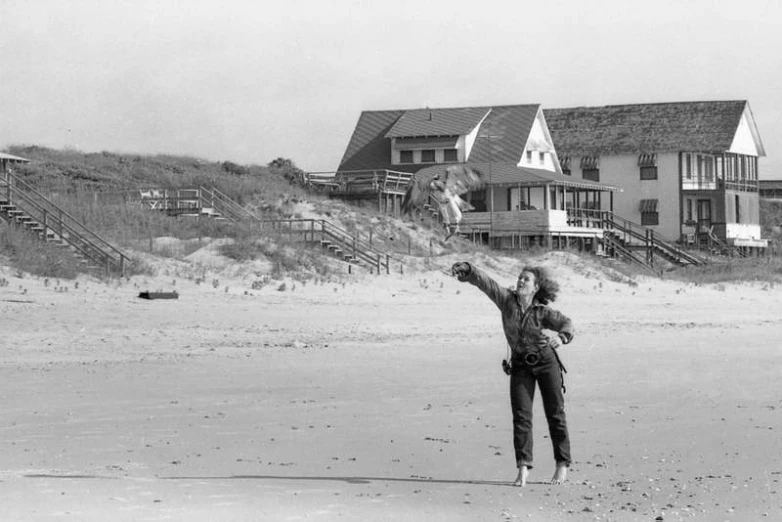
<box><xmin>526</xmin><ymin>150</ymin><xmax>533</xmax><ymax>163</ymax></box>
<box><xmin>391</xmin><ymin>136</ymin><xmax>460</xmax><ymax>165</ymax></box>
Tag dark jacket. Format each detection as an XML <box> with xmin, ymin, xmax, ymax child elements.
<box><xmin>460</xmin><ymin>265</ymin><xmax>574</xmax><ymax>365</ymax></box>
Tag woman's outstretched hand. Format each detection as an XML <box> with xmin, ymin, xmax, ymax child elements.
<box><xmin>451</xmin><ymin>262</ymin><xmax>472</xmax><ymax>280</ymax></box>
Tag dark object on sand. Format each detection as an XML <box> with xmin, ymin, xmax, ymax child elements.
<box><xmin>138</xmin><ymin>291</ymin><xmax>179</xmax><ymax>300</ymax></box>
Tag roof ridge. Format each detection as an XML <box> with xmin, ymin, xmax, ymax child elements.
<box><xmin>546</xmin><ymin>100</ymin><xmax>747</xmax><ymax>111</ymax></box>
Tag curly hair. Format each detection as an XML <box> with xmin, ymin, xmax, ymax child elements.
<box><xmin>520</xmin><ymin>265</ymin><xmax>560</xmax><ymax>304</ymax></box>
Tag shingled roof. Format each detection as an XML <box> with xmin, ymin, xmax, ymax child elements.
<box><xmin>544</xmin><ymin>101</ymin><xmax>764</xmax><ymax>156</ymax></box>
<box><xmin>338</xmin><ymin>110</ymin><xmax>408</xmax><ymax>172</ymax></box>
<box><xmin>385</xmin><ymin>107</ymin><xmax>490</xmax><ymax>138</ymax></box>
<box><xmin>338</xmin><ymin>104</ymin><xmax>541</xmax><ymax>172</ymax></box>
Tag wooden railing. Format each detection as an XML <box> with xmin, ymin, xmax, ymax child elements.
<box><xmin>305</xmin><ymin>169</ymin><xmax>414</xmax><ymax>195</ymax></box>
<box><xmin>568</xmin><ymin>208</ymin><xmax>708</xmax><ymax>267</ymax></box>
<box><xmin>197</xmin><ymin>186</ymin><xmax>260</xmax><ymax>223</ymax></box>
<box><xmin>1</xmin><ymin>170</ymin><xmax>128</xmax><ymax>276</ymax></box>
<box><xmin>260</xmin><ymin>218</ymin><xmax>399</xmax><ymax>274</ymax></box>
<box><xmin>137</xmin><ymin>186</ymin><xmax>260</xmax><ymax>224</ymax></box>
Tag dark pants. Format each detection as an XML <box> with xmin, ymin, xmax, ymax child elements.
<box><xmin>509</xmin><ymin>355</ymin><xmax>571</xmax><ymax>469</ymax></box>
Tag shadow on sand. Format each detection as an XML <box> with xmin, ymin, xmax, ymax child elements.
<box><xmin>24</xmin><ymin>473</ymin><xmax>537</xmax><ymax>486</ymax></box>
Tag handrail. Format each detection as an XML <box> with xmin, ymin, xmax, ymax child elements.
<box><xmin>568</xmin><ymin>208</ymin><xmax>707</xmax><ymax>266</ymax></box>
<box><xmin>602</xmin><ymin>233</ymin><xmax>661</xmax><ymax>275</ymax></box>
<box><xmin>198</xmin><ymin>186</ymin><xmax>260</xmax><ymax>222</ymax></box>
<box><xmin>1</xmin><ymin>171</ymin><xmax>128</xmax><ymax>275</ymax></box>
<box><xmin>705</xmin><ymin>227</ymin><xmax>746</xmax><ymax>257</ymax></box>
<box><xmin>260</xmin><ymin>218</ymin><xmax>396</xmax><ymax>274</ymax></box>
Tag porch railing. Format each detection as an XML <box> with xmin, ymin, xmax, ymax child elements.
<box><xmin>305</xmin><ymin>170</ymin><xmax>414</xmax><ymax>195</ymax></box>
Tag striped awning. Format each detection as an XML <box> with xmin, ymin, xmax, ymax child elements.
<box><xmin>580</xmin><ymin>155</ymin><xmax>599</xmax><ymax>169</ymax></box>
<box><xmin>638</xmin><ymin>153</ymin><xmax>657</xmax><ymax>167</ymax></box>
<box><xmin>559</xmin><ymin>155</ymin><xmax>571</xmax><ymax>169</ymax></box>
<box><xmin>639</xmin><ymin>199</ymin><xmax>659</xmax><ymax>212</ymax></box>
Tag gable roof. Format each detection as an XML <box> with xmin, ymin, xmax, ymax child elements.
<box><xmin>468</xmin><ymin>105</ymin><xmax>540</xmax><ymax>163</ymax></box>
<box><xmin>385</xmin><ymin>107</ymin><xmax>490</xmax><ymax>138</ymax></box>
<box><xmin>338</xmin><ymin>104</ymin><xmax>541</xmax><ymax>171</ymax></box>
<box><xmin>544</xmin><ymin>101</ymin><xmax>764</xmax><ymax>156</ymax></box>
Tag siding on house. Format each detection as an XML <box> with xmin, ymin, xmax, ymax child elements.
<box><xmin>545</xmin><ymin>101</ymin><xmax>766</xmax><ymax>244</ymax></box>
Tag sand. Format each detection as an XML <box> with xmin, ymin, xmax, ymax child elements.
<box><xmin>1</xmin><ymin>248</ymin><xmax>780</xmax><ymax>521</ymax></box>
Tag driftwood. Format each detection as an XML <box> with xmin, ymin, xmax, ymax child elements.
<box><xmin>138</xmin><ymin>291</ymin><xmax>179</xmax><ymax>300</ymax></box>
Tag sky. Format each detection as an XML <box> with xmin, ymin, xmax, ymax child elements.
<box><xmin>2</xmin><ymin>0</ymin><xmax>781</xmax><ymax>178</ymax></box>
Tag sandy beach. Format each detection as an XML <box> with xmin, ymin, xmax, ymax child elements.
<box><xmin>1</xmin><ymin>249</ymin><xmax>780</xmax><ymax>521</ymax></box>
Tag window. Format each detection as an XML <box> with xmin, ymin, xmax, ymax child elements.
<box><xmin>560</xmin><ymin>155</ymin><xmax>571</xmax><ymax>176</ymax></box>
<box><xmin>581</xmin><ymin>156</ymin><xmax>599</xmax><ymax>181</ymax></box>
<box><xmin>735</xmin><ymin>195</ymin><xmax>741</xmax><ymax>224</ymax></box>
<box><xmin>469</xmin><ymin>190</ymin><xmax>487</xmax><ymax>212</ymax></box>
<box><xmin>582</xmin><ymin>168</ymin><xmax>600</xmax><ymax>182</ymax></box>
<box><xmin>421</xmin><ymin>149</ymin><xmax>435</xmax><ymax>163</ymax></box>
<box><xmin>526</xmin><ymin>150</ymin><xmax>533</xmax><ymax>163</ymax></box>
<box><xmin>686</xmin><ymin>199</ymin><xmax>693</xmax><ymax>223</ymax></box>
<box><xmin>685</xmin><ymin>154</ymin><xmax>692</xmax><ymax>180</ymax></box>
<box><xmin>640</xmin><ymin>166</ymin><xmax>657</xmax><ymax>180</ymax></box>
<box><xmin>640</xmin><ymin>199</ymin><xmax>659</xmax><ymax>226</ymax></box>
<box><xmin>400</xmin><ymin>150</ymin><xmax>413</xmax><ymax>164</ymax></box>
<box><xmin>539</xmin><ymin>152</ymin><xmax>545</xmax><ymax>165</ymax></box>
<box><xmin>639</xmin><ymin>153</ymin><xmax>657</xmax><ymax>180</ymax></box>
<box><xmin>443</xmin><ymin>149</ymin><xmax>458</xmax><ymax>162</ymax></box>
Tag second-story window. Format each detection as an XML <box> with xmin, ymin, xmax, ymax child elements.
<box><xmin>639</xmin><ymin>153</ymin><xmax>657</xmax><ymax>180</ymax></box>
<box><xmin>560</xmin><ymin>155</ymin><xmax>571</xmax><ymax>176</ymax></box>
<box><xmin>581</xmin><ymin>156</ymin><xmax>600</xmax><ymax>182</ymax></box>
<box><xmin>400</xmin><ymin>150</ymin><xmax>413</xmax><ymax>164</ymax></box>
<box><xmin>421</xmin><ymin>149</ymin><xmax>436</xmax><ymax>163</ymax></box>
<box><xmin>539</xmin><ymin>152</ymin><xmax>545</xmax><ymax>165</ymax></box>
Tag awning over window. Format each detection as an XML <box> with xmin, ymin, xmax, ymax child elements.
<box><xmin>580</xmin><ymin>156</ymin><xmax>599</xmax><ymax>169</ymax></box>
<box><xmin>638</xmin><ymin>153</ymin><xmax>657</xmax><ymax>167</ymax></box>
<box><xmin>560</xmin><ymin>155</ymin><xmax>571</xmax><ymax>169</ymax></box>
<box><xmin>639</xmin><ymin>199</ymin><xmax>659</xmax><ymax>212</ymax></box>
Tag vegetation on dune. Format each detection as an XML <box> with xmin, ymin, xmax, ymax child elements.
<box><xmin>1</xmin><ymin>145</ymin><xmax>780</xmax><ymax>284</ymax></box>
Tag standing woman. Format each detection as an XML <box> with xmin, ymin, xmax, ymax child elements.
<box><xmin>451</xmin><ymin>261</ymin><xmax>574</xmax><ymax>486</ymax></box>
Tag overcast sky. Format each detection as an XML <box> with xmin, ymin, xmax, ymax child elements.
<box><xmin>2</xmin><ymin>0</ymin><xmax>781</xmax><ymax>177</ymax></box>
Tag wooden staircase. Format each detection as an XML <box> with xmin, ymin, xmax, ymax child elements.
<box><xmin>137</xmin><ymin>186</ymin><xmax>259</xmax><ymax>224</ymax></box>
<box><xmin>597</xmin><ymin>211</ymin><xmax>708</xmax><ymax>273</ymax></box>
<box><xmin>260</xmin><ymin>218</ymin><xmax>398</xmax><ymax>274</ymax></box>
<box><xmin>1</xmin><ymin>170</ymin><xmax>128</xmax><ymax>276</ymax></box>
<box><xmin>138</xmin><ymin>188</ymin><xmax>400</xmax><ymax>274</ymax></box>
<box><xmin>696</xmin><ymin>227</ymin><xmax>747</xmax><ymax>257</ymax></box>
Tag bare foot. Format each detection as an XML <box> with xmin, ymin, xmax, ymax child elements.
<box><xmin>513</xmin><ymin>465</ymin><xmax>530</xmax><ymax>487</ymax></box>
<box><xmin>550</xmin><ymin>463</ymin><xmax>568</xmax><ymax>485</ymax></box>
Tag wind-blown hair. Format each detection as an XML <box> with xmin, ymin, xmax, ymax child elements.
<box><xmin>520</xmin><ymin>265</ymin><xmax>559</xmax><ymax>305</ymax></box>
